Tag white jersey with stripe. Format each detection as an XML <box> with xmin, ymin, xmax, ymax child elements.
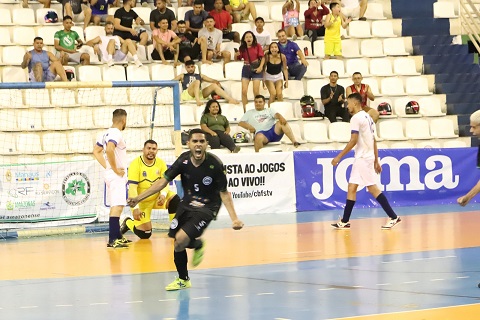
<box><xmin>350</xmin><ymin>110</ymin><xmax>375</xmax><ymax>159</ymax></box>
<box><xmin>96</xmin><ymin>127</ymin><xmax>127</xmax><ymax>174</ymax></box>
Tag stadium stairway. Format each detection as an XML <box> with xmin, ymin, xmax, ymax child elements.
<box><xmin>391</xmin><ymin>0</ymin><xmax>480</xmax><ymax>146</ymax></box>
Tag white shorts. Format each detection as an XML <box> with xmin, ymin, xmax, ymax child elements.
<box><xmin>105</xmin><ymin>171</ymin><xmax>127</xmax><ymax>207</ymax></box>
<box><xmin>342</xmin><ymin>6</ymin><xmax>360</xmax><ymax>19</ymax></box>
<box><xmin>265</xmin><ymin>72</ymin><xmax>283</xmax><ymax>82</ymax></box>
<box><xmin>349</xmin><ymin>157</ymin><xmax>378</xmax><ymax>187</ymax></box>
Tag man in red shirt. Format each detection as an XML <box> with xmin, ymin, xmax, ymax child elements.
<box><xmin>209</xmin><ymin>0</ymin><xmax>240</xmax><ymax>43</ymax></box>
<box><xmin>346</xmin><ymin>72</ymin><xmax>379</xmax><ymax>123</ymax></box>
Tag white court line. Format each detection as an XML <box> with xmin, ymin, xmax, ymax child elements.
<box><xmin>430</xmin><ymin>279</ymin><xmax>445</xmax><ymax>281</ymax></box>
<box><xmin>125</xmin><ymin>301</ymin><xmax>143</xmax><ymax>304</ymax></box>
<box><xmin>192</xmin><ymin>297</ymin><xmax>210</xmax><ymax>300</ymax></box>
<box><xmin>55</xmin><ymin>304</ymin><xmax>73</xmax><ymax>307</ymax></box>
<box><xmin>288</xmin><ymin>290</ymin><xmax>305</xmax><ymax>293</ymax></box>
<box><xmin>275</xmin><ymin>318</ymin><xmax>292</xmax><ymax>320</ymax></box>
<box><xmin>403</xmin><ymin>281</ymin><xmax>419</xmax><ymax>284</ymax></box>
<box><xmin>457</xmin><ymin>276</ymin><xmax>470</xmax><ymax>279</ymax></box>
<box><xmin>158</xmin><ymin>299</ymin><xmax>177</xmax><ymax>302</ymax></box>
<box><xmin>318</xmin><ymin>288</ymin><xmax>335</xmax><ymax>291</ymax></box>
<box><xmin>225</xmin><ymin>295</ymin><xmax>243</xmax><ymax>298</ymax></box>
<box><xmin>20</xmin><ymin>306</ymin><xmax>38</xmax><ymax>309</ymax></box>
<box><xmin>257</xmin><ymin>292</ymin><xmax>274</xmax><ymax>295</ymax></box>
<box><xmin>376</xmin><ymin>283</ymin><xmax>390</xmax><ymax>286</ymax></box>
<box><xmin>381</xmin><ymin>255</ymin><xmax>456</xmax><ymax>264</ymax></box>
<box><xmin>89</xmin><ymin>302</ymin><xmax>108</xmax><ymax>305</ymax></box>
<box><xmin>352</xmin><ymin>285</ymin><xmax>363</xmax><ymax>288</ymax></box>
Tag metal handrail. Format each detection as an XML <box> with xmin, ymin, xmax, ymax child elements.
<box><xmin>459</xmin><ymin>0</ymin><xmax>480</xmax><ymax>53</ymax></box>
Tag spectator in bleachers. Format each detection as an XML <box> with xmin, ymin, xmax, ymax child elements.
<box><xmin>176</xmin><ymin>20</ymin><xmax>202</xmax><ymax>62</ymax></box>
<box><xmin>22</xmin><ymin>0</ymin><xmax>51</xmax><ymax>9</ymax></box>
<box><xmin>239</xmin><ymin>95</ymin><xmax>301</xmax><ymax>152</ymax></box>
<box><xmin>304</xmin><ymin>0</ymin><xmax>329</xmax><ymax>43</ymax></box>
<box><xmin>199</xmin><ymin>15</ymin><xmax>231</xmax><ymax>65</ymax></box>
<box><xmin>62</xmin><ymin>0</ymin><xmax>93</xmax><ymax>30</ymax></box>
<box><xmin>336</xmin><ymin>0</ymin><xmax>367</xmax><ymax>21</ymax></box>
<box><xmin>200</xmin><ymin>99</ymin><xmax>241</xmax><ymax>152</ymax></box>
<box><xmin>113</xmin><ymin>0</ymin><xmax>149</xmax><ymax>46</ymax></box>
<box><xmin>324</xmin><ymin>1</ymin><xmax>351</xmax><ymax>59</ymax></box>
<box><xmin>235</xmin><ymin>31</ymin><xmax>264</xmax><ymax>111</ymax></box>
<box><xmin>84</xmin><ymin>0</ymin><xmax>118</xmax><ymax>29</ymax></box>
<box><xmin>150</xmin><ymin>0</ymin><xmax>177</xmax><ymax>31</ymax></box>
<box><xmin>277</xmin><ymin>29</ymin><xmax>308</xmax><ymax>80</ymax></box>
<box><xmin>151</xmin><ymin>18</ymin><xmax>181</xmax><ymax>64</ymax></box>
<box><xmin>173</xmin><ymin>60</ymin><xmax>239</xmax><ymax>105</ymax></box>
<box><xmin>185</xmin><ymin>1</ymin><xmax>209</xmax><ymax>38</ymax></box>
<box><xmin>22</xmin><ymin>37</ymin><xmax>69</xmax><ymax>82</ymax></box>
<box><xmin>321</xmin><ymin>70</ymin><xmax>349</xmax><ymax>123</ymax></box>
<box><xmin>209</xmin><ymin>0</ymin><xmax>240</xmax><ymax>43</ymax></box>
<box><xmin>86</xmin><ymin>21</ymin><xmax>143</xmax><ymax>67</ymax></box>
<box><xmin>263</xmin><ymin>42</ymin><xmax>288</xmax><ymax>107</ymax></box>
<box><xmin>229</xmin><ymin>0</ymin><xmax>257</xmax><ymax>23</ymax></box>
<box><xmin>252</xmin><ymin>17</ymin><xmax>271</xmax><ymax>52</ymax></box>
<box><xmin>282</xmin><ymin>0</ymin><xmax>304</xmax><ymax>39</ymax></box>
<box><xmin>141</xmin><ymin>0</ymin><xmax>171</xmax><ymax>7</ymax></box>
<box><xmin>202</xmin><ymin>0</ymin><xmax>230</xmax><ymax>13</ymax></box>
<box><xmin>345</xmin><ymin>72</ymin><xmax>379</xmax><ymax>123</ymax></box>
<box><xmin>55</xmin><ymin>16</ymin><xmax>91</xmax><ymax>65</ymax></box>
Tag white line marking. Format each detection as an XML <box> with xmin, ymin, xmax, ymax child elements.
<box><xmin>225</xmin><ymin>295</ymin><xmax>243</xmax><ymax>298</ymax></box>
<box><xmin>376</xmin><ymin>283</ymin><xmax>390</xmax><ymax>286</ymax></box>
<box><xmin>158</xmin><ymin>299</ymin><xmax>177</xmax><ymax>302</ymax></box>
<box><xmin>430</xmin><ymin>279</ymin><xmax>445</xmax><ymax>281</ymax></box>
<box><xmin>318</xmin><ymin>288</ymin><xmax>335</xmax><ymax>291</ymax></box>
<box><xmin>257</xmin><ymin>292</ymin><xmax>274</xmax><ymax>295</ymax></box>
<box><xmin>125</xmin><ymin>301</ymin><xmax>143</xmax><ymax>304</ymax></box>
<box><xmin>403</xmin><ymin>281</ymin><xmax>419</xmax><ymax>284</ymax></box>
<box><xmin>457</xmin><ymin>276</ymin><xmax>470</xmax><ymax>279</ymax></box>
<box><xmin>381</xmin><ymin>255</ymin><xmax>456</xmax><ymax>264</ymax></box>
<box><xmin>89</xmin><ymin>302</ymin><xmax>108</xmax><ymax>305</ymax></box>
<box><xmin>55</xmin><ymin>304</ymin><xmax>73</xmax><ymax>307</ymax></box>
<box><xmin>274</xmin><ymin>318</ymin><xmax>292</xmax><ymax>320</ymax></box>
<box><xmin>352</xmin><ymin>285</ymin><xmax>363</xmax><ymax>288</ymax></box>
<box><xmin>192</xmin><ymin>297</ymin><xmax>210</xmax><ymax>300</ymax></box>
<box><xmin>20</xmin><ymin>306</ymin><xmax>38</xmax><ymax>309</ymax></box>
<box><xmin>288</xmin><ymin>290</ymin><xmax>305</xmax><ymax>293</ymax></box>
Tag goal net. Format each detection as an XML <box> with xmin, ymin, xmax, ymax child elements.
<box><xmin>0</xmin><ymin>80</ymin><xmax>182</xmax><ymax>239</ymax></box>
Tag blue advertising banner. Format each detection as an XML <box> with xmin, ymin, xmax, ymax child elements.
<box><xmin>294</xmin><ymin>148</ymin><xmax>480</xmax><ymax>211</ymax></box>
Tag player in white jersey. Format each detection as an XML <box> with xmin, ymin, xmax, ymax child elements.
<box><xmin>331</xmin><ymin>93</ymin><xmax>401</xmax><ymax>230</ymax></box>
<box><xmin>85</xmin><ymin>21</ymin><xmax>142</xmax><ymax>67</ymax></box>
<box><xmin>93</xmin><ymin>109</ymin><xmax>131</xmax><ymax>248</ymax></box>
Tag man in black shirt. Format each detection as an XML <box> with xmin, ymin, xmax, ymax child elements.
<box><xmin>149</xmin><ymin>0</ymin><xmax>177</xmax><ymax>31</ymax></box>
<box><xmin>176</xmin><ymin>20</ymin><xmax>201</xmax><ymax>62</ymax></box>
<box><xmin>320</xmin><ymin>70</ymin><xmax>349</xmax><ymax>123</ymax></box>
<box><xmin>185</xmin><ymin>0</ymin><xmax>209</xmax><ymax>37</ymax></box>
<box><xmin>127</xmin><ymin>128</ymin><xmax>243</xmax><ymax>291</ymax></box>
<box><xmin>113</xmin><ymin>0</ymin><xmax>148</xmax><ymax>46</ymax></box>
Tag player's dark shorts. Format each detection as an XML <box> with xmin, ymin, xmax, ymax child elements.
<box><xmin>178</xmin><ymin>44</ymin><xmax>201</xmax><ymax>62</ymax></box>
<box><xmin>257</xmin><ymin>125</ymin><xmax>283</xmax><ymax>142</ymax></box>
<box><xmin>113</xmin><ymin>30</ymin><xmax>144</xmax><ymax>42</ymax></box>
<box><xmin>168</xmin><ymin>205</ymin><xmax>214</xmax><ymax>240</ymax></box>
<box><xmin>222</xmin><ymin>31</ymin><xmax>236</xmax><ymax>41</ymax></box>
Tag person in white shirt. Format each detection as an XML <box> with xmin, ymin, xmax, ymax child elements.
<box><xmin>251</xmin><ymin>17</ymin><xmax>271</xmax><ymax>52</ymax></box>
<box><xmin>86</xmin><ymin>21</ymin><xmax>142</xmax><ymax>67</ymax></box>
<box><xmin>93</xmin><ymin>109</ymin><xmax>131</xmax><ymax>248</ymax></box>
<box><xmin>198</xmin><ymin>15</ymin><xmax>231</xmax><ymax>65</ymax></box>
<box><xmin>335</xmin><ymin>0</ymin><xmax>367</xmax><ymax>21</ymax></box>
<box><xmin>331</xmin><ymin>93</ymin><xmax>401</xmax><ymax>230</ymax></box>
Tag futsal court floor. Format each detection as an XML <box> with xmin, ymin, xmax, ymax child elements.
<box><xmin>1</xmin><ymin>204</ymin><xmax>480</xmax><ymax>320</ymax></box>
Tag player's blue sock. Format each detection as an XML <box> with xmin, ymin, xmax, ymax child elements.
<box><xmin>174</xmin><ymin>250</ymin><xmax>189</xmax><ymax>281</ymax></box>
<box><xmin>376</xmin><ymin>193</ymin><xmax>398</xmax><ymax>219</ymax></box>
<box><xmin>109</xmin><ymin>217</ymin><xmax>121</xmax><ymax>243</ymax></box>
<box><xmin>342</xmin><ymin>199</ymin><xmax>355</xmax><ymax>223</ymax></box>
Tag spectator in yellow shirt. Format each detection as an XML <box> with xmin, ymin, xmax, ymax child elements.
<box><xmin>229</xmin><ymin>0</ymin><xmax>257</xmax><ymax>23</ymax></box>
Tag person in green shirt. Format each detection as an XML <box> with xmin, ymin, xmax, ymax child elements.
<box><xmin>54</xmin><ymin>15</ymin><xmax>91</xmax><ymax>65</ymax></box>
<box><xmin>200</xmin><ymin>99</ymin><xmax>241</xmax><ymax>153</ymax></box>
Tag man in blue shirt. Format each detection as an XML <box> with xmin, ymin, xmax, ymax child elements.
<box><xmin>276</xmin><ymin>29</ymin><xmax>309</xmax><ymax>80</ymax></box>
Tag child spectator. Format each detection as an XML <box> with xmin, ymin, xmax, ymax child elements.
<box><xmin>282</xmin><ymin>0</ymin><xmax>303</xmax><ymax>39</ymax></box>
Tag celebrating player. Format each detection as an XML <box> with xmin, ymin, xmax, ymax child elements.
<box><xmin>122</xmin><ymin>140</ymin><xmax>180</xmax><ymax>240</ymax></box>
<box><xmin>127</xmin><ymin>128</ymin><xmax>243</xmax><ymax>291</ymax></box>
<box><xmin>331</xmin><ymin>93</ymin><xmax>401</xmax><ymax>230</ymax></box>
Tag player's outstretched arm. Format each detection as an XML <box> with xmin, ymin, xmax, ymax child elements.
<box><xmin>127</xmin><ymin>178</ymin><xmax>169</xmax><ymax>207</ymax></box>
<box><xmin>220</xmin><ymin>191</ymin><xmax>244</xmax><ymax>230</ymax></box>
<box><xmin>458</xmin><ymin>180</ymin><xmax>480</xmax><ymax>206</ymax></box>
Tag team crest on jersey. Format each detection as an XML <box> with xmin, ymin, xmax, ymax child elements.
<box><xmin>170</xmin><ymin>218</ymin><xmax>178</xmax><ymax>229</ymax></box>
<box><xmin>203</xmin><ymin>176</ymin><xmax>212</xmax><ymax>185</ymax></box>
<box><xmin>142</xmin><ymin>171</ymin><xmax>147</xmax><ymax>177</ymax></box>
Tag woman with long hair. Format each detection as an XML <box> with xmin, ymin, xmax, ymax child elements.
<box><xmin>200</xmin><ymin>99</ymin><xmax>240</xmax><ymax>153</ymax></box>
<box><xmin>263</xmin><ymin>42</ymin><xmax>288</xmax><ymax>107</ymax></box>
<box><xmin>304</xmin><ymin>0</ymin><xmax>329</xmax><ymax>44</ymax></box>
<box><xmin>234</xmin><ymin>31</ymin><xmax>265</xmax><ymax>111</ymax></box>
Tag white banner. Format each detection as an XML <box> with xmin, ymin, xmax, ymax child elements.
<box><xmin>0</xmin><ymin>162</ymin><xmax>100</xmax><ymax>229</ymax></box>
<box><xmin>214</xmin><ymin>152</ymin><xmax>296</xmax><ymax>215</ymax></box>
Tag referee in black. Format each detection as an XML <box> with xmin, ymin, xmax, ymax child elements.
<box><xmin>127</xmin><ymin>128</ymin><xmax>243</xmax><ymax>291</ymax></box>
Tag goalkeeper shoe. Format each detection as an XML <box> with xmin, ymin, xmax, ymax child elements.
<box><xmin>107</xmin><ymin>239</ymin><xmax>129</xmax><ymax>248</ymax></box>
<box><xmin>165</xmin><ymin>277</ymin><xmax>191</xmax><ymax>291</ymax></box>
<box><xmin>192</xmin><ymin>240</ymin><xmax>205</xmax><ymax>267</ymax></box>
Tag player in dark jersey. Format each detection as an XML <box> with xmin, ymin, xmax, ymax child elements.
<box><xmin>127</xmin><ymin>128</ymin><xmax>243</xmax><ymax>291</ymax></box>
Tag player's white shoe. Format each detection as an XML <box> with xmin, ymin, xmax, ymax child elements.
<box><xmin>331</xmin><ymin>220</ymin><xmax>350</xmax><ymax>229</ymax></box>
<box><xmin>381</xmin><ymin>217</ymin><xmax>402</xmax><ymax>230</ymax></box>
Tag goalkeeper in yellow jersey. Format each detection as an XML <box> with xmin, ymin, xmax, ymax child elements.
<box><xmin>121</xmin><ymin>139</ymin><xmax>180</xmax><ymax>239</ymax></box>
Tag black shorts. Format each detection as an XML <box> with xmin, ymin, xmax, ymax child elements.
<box><xmin>222</xmin><ymin>31</ymin><xmax>236</xmax><ymax>41</ymax></box>
<box><xmin>113</xmin><ymin>30</ymin><xmax>142</xmax><ymax>42</ymax></box>
<box><xmin>168</xmin><ymin>205</ymin><xmax>214</xmax><ymax>240</ymax></box>
<box><xmin>151</xmin><ymin>48</ymin><xmax>175</xmax><ymax>61</ymax></box>
<box><xmin>178</xmin><ymin>44</ymin><xmax>201</xmax><ymax>62</ymax></box>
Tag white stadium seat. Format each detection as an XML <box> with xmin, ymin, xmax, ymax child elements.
<box><xmin>405</xmin><ymin>76</ymin><xmax>433</xmax><ymax>95</ymax></box>
<box><xmin>322</xmin><ymin>59</ymin><xmax>346</xmax><ymax>77</ymax></box>
<box><xmin>304</xmin><ymin>59</ymin><xmax>322</xmax><ymax>78</ymax></box>
<box><xmin>18</xmin><ymin>110</ymin><xmax>43</xmax><ymax>131</ymax></box>
<box><xmin>13</xmin><ymin>27</ymin><xmax>36</xmax><ymax>46</ymax></box>
<box><xmin>0</xmin><ymin>133</ymin><xmax>18</xmax><ymax>154</ymax></box>
<box><xmin>304</xmin><ymin>122</ymin><xmax>331</xmax><ymax>143</ymax></box>
<box><xmin>433</xmin><ymin>1</ymin><xmax>457</xmax><ymax>18</ymax></box>
<box><xmin>361</xmin><ymin>39</ymin><xmax>385</xmax><ymax>58</ymax></box>
<box><xmin>371</xmin><ymin>20</ymin><xmax>397</xmax><ymax>38</ymax></box>
<box><xmin>85</xmin><ymin>26</ymin><xmax>106</xmax><ymax>41</ymax></box>
<box><xmin>380</xmin><ymin>77</ymin><xmax>405</xmax><ymax>96</ymax></box>
<box><xmin>3</xmin><ymin>46</ymin><xmax>26</xmax><ymax>65</ymax></box>
<box><xmin>405</xmin><ymin>119</ymin><xmax>432</xmax><ymax>140</ymax></box>
<box><xmin>17</xmin><ymin>133</ymin><xmax>44</xmax><ymax>154</ymax></box>
<box><xmin>221</xmin><ymin>103</ymin><xmax>245</xmax><ymax>123</ymax></box>
<box><xmin>43</xmin><ymin>133</ymin><xmax>70</xmax><ymax>153</ymax></box>
<box><xmin>369</xmin><ymin>58</ymin><xmax>394</xmax><ymax>77</ymax></box>
<box><xmin>37</xmin><ymin>26</ymin><xmax>62</xmax><ymax>46</ymax></box>
<box><xmin>348</xmin><ymin>21</ymin><xmax>371</xmax><ymax>38</ymax></box>
<box><xmin>43</xmin><ymin>108</ymin><xmax>70</xmax><ymax>130</ymax></box>
<box><xmin>0</xmin><ymin>109</ymin><xmax>18</xmax><ymax>131</ymax></box>
<box><xmin>68</xmin><ymin>108</ymin><xmax>94</xmax><ymax>129</ymax></box>
<box><xmin>151</xmin><ymin>64</ymin><xmax>176</xmax><ymax>80</ymax></box>
<box><xmin>430</xmin><ymin>118</ymin><xmax>457</xmax><ymax>138</ymax></box>
<box><xmin>12</xmin><ymin>8</ymin><xmax>37</xmax><ymax>26</ymax></box>
<box><xmin>328</xmin><ymin>122</ymin><xmax>351</xmax><ymax>142</ymax></box>
<box><xmin>394</xmin><ymin>97</ymin><xmax>422</xmax><ymax>117</ymax></box>
<box><xmin>443</xmin><ymin>140</ymin><xmax>468</xmax><ymax>148</ymax></box>
<box><xmin>177</xmin><ymin>6</ymin><xmax>192</xmax><ymax>21</ymax></box>
<box><xmin>345</xmin><ymin>58</ymin><xmax>370</xmax><ymax>77</ymax></box>
<box><xmin>418</xmin><ymin>97</ymin><xmax>446</xmax><ymax>116</ymax></box>
<box><xmin>2</xmin><ymin>67</ymin><xmax>27</xmax><ymax>82</ymax></box>
<box><xmin>271</xmin><ymin>101</ymin><xmax>296</xmax><ymax>120</ymax></box>
<box><xmin>393</xmin><ymin>57</ymin><xmax>420</xmax><ymax>76</ymax></box>
<box><xmin>0</xmin><ymin>8</ymin><xmax>13</xmax><ymax>26</ymax></box>
<box><xmin>36</xmin><ymin>8</ymin><xmax>62</xmax><ymax>25</ymax></box>
<box><xmin>283</xmin><ymin>80</ymin><xmax>304</xmax><ymax>99</ymax></box>
<box><xmin>225</xmin><ymin>61</ymin><xmax>244</xmax><ymax>81</ymax></box>
<box><xmin>383</xmin><ymin>38</ymin><xmax>409</xmax><ymax>56</ymax></box>
<box><xmin>378</xmin><ymin>119</ymin><xmax>407</xmax><ymax>140</ymax></box>
<box><xmin>364</xmin><ymin>3</ymin><xmax>387</xmax><ymax>20</ymax></box>
<box><xmin>313</xmin><ymin>40</ymin><xmax>325</xmax><ymax>58</ymax></box>
<box><xmin>201</xmin><ymin>63</ymin><xmax>227</xmax><ymax>81</ymax></box>
<box><xmin>306</xmin><ymin>79</ymin><xmax>328</xmax><ymax>98</ymax></box>
<box><xmin>341</xmin><ymin>39</ymin><xmax>362</xmax><ymax>58</ymax></box>
<box><xmin>68</xmin><ymin>131</ymin><xmax>95</xmax><ymax>153</ymax></box>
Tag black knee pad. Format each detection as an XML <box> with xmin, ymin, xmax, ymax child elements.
<box><xmin>133</xmin><ymin>227</ymin><xmax>152</xmax><ymax>239</ymax></box>
<box><xmin>168</xmin><ymin>194</ymin><xmax>180</xmax><ymax>213</ymax></box>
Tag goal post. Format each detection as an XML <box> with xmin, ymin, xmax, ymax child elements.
<box><xmin>0</xmin><ymin>80</ymin><xmax>182</xmax><ymax>238</ymax></box>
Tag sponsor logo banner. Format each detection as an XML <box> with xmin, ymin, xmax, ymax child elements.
<box><xmin>294</xmin><ymin>148</ymin><xmax>480</xmax><ymax>211</ymax></box>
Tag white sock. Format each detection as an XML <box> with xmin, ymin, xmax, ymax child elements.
<box><xmin>108</xmin><ymin>54</ymin><xmax>113</xmax><ymax>60</ymax></box>
<box><xmin>133</xmin><ymin>54</ymin><xmax>139</xmax><ymax>61</ymax></box>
